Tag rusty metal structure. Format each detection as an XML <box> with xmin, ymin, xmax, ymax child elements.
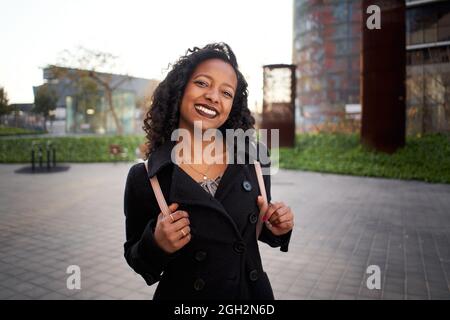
<box><xmin>361</xmin><ymin>0</ymin><xmax>406</xmax><ymax>153</ymax></box>
<box><xmin>261</xmin><ymin>64</ymin><xmax>297</xmax><ymax>148</ymax></box>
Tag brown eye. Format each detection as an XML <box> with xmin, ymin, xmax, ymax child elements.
<box><xmin>223</xmin><ymin>91</ymin><xmax>233</xmax><ymax>98</ymax></box>
<box><xmin>194</xmin><ymin>80</ymin><xmax>207</xmax><ymax>87</ymax></box>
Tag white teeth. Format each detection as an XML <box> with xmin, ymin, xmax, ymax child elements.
<box><xmin>195</xmin><ymin>105</ymin><xmax>217</xmax><ymax>117</ymax></box>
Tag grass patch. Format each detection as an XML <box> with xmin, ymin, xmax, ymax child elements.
<box><xmin>279</xmin><ymin>133</ymin><xmax>450</xmax><ymax>184</ymax></box>
<box><xmin>0</xmin><ymin>125</ymin><xmax>47</xmax><ymax>136</ymax></box>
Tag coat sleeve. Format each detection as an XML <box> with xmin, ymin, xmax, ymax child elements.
<box><xmin>123</xmin><ymin>164</ymin><xmax>178</xmax><ymax>286</ymax></box>
<box><xmin>257</xmin><ymin>145</ymin><xmax>292</xmax><ymax>252</ymax></box>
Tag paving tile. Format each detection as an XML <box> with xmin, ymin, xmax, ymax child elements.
<box><xmin>314</xmin><ymin>280</ymin><xmax>339</xmax><ymax>292</ymax></box>
<box><xmin>107</xmin><ymin>287</ymin><xmax>137</xmax><ymax>299</ymax></box>
<box><xmin>122</xmin><ymin>292</ymin><xmax>151</xmax><ymax>300</ymax></box>
<box><xmin>6</xmin><ymin>293</ymin><xmax>32</xmax><ymax>300</ymax></box>
<box><xmin>429</xmin><ymin>288</ymin><xmax>450</xmax><ymax>299</ymax></box>
<box><xmin>406</xmin><ymin>294</ymin><xmax>429</xmax><ymax>300</ymax></box>
<box><xmin>359</xmin><ymin>288</ymin><xmax>382</xmax><ymax>299</ymax></box>
<box><xmin>382</xmin><ymin>291</ymin><xmax>405</xmax><ymax>300</ymax></box>
<box><xmin>38</xmin><ymin>291</ymin><xmax>68</xmax><ymax>300</ymax></box>
<box><xmin>337</xmin><ymin>284</ymin><xmax>360</xmax><ymax>295</ymax></box>
<box><xmin>71</xmin><ymin>290</ymin><xmax>107</xmax><ymax>300</ymax></box>
<box><xmin>0</xmin><ymin>287</ymin><xmax>17</xmax><ymax>299</ymax></box>
<box><xmin>334</xmin><ymin>293</ymin><xmax>357</xmax><ymax>300</ymax></box>
<box><xmin>286</xmin><ymin>284</ymin><xmax>312</xmax><ymax>297</ymax></box>
<box><xmin>271</xmin><ymin>281</ymin><xmax>293</xmax><ymax>292</ymax></box>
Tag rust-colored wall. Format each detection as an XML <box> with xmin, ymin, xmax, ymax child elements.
<box><xmin>361</xmin><ymin>0</ymin><xmax>406</xmax><ymax>153</ymax></box>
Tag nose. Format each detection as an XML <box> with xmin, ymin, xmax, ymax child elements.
<box><xmin>204</xmin><ymin>87</ymin><xmax>219</xmax><ymax>104</ymax></box>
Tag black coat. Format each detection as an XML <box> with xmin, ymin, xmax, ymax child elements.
<box><xmin>123</xmin><ymin>141</ymin><xmax>292</xmax><ymax>300</ymax></box>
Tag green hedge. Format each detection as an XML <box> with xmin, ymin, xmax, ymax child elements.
<box><xmin>0</xmin><ymin>126</ymin><xmax>47</xmax><ymax>136</ymax></box>
<box><xmin>0</xmin><ymin>135</ymin><xmax>145</xmax><ymax>163</ymax></box>
<box><xmin>279</xmin><ymin>133</ymin><xmax>450</xmax><ymax>184</ymax></box>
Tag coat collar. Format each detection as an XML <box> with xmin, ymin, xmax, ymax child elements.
<box><xmin>146</xmin><ymin>140</ymin><xmax>176</xmax><ymax>178</ymax></box>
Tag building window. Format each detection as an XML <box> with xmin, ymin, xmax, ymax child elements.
<box><xmin>407</xmin><ymin>2</ymin><xmax>450</xmax><ymax>45</ymax></box>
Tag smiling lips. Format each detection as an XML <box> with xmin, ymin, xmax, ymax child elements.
<box><xmin>194</xmin><ymin>104</ymin><xmax>218</xmax><ymax>119</ymax></box>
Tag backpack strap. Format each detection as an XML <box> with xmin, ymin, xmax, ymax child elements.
<box><xmin>254</xmin><ymin>160</ymin><xmax>268</xmax><ymax>239</ymax></box>
<box><xmin>144</xmin><ymin>160</ymin><xmax>170</xmax><ymax>217</ymax></box>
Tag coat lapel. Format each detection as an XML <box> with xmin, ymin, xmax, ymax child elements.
<box><xmin>214</xmin><ymin>163</ymin><xmax>246</xmax><ymax>203</ymax></box>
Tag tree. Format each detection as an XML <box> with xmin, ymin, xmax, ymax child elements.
<box><xmin>0</xmin><ymin>87</ymin><xmax>12</xmax><ymax>125</ymax></box>
<box><xmin>33</xmin><ymin>84</ymin><xmax>57</xmax><ymax>131</ymax></box>
<box><xmin>48</xmin><ymin>47</ymin><xmax>131</xmax><ymax>135</ymax></box>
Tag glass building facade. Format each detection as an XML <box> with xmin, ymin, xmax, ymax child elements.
<box><xmin>34</xmin><ymin>67</ymin><xmax>158</xmax><ymax>135</ymax></box>
<box><xmin>293</xmin><ymin>0</ymin><xmax>362</xmax><ymax>132</ymax></box>
<box><xmin>293</xmin><ymin>0</ymin><xmax>450</xmax><ymax>134</ymax></box>
<box><xmin>65</xmin><ymin>90</ymin><xmax>135</xmax><ymax>134</ymax></box>
<box><xmin>406</xmin><ymin>0</ymin><xmax>450</xmax><ymax>44</ymax></box>
<box><xmin>406</xmin><ymin>0</ymin><xmax>450</xmax><ymax>134</ymax></box>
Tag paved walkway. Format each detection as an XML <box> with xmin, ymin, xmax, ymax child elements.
<box><xmin>0</xmin><ymin>163</ymin><xmax>449</xmax><ymax>300</ymax></box>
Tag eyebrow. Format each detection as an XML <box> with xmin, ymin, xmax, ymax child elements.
<box><xmin>193</xmin><ymin>74</ymin><xmax>236</xmax><ymax>91</ymax></box>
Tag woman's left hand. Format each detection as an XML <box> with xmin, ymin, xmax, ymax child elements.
<box><xmin>257</xmin><ymin>196</ymin><xmax>294</xmax><ymax>236</ymax></box>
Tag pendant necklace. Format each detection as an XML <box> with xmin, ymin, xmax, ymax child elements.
<box><xmin>186</xmin><ymin>163</ymin><xmax>212</xmax><ymax>181</ymax></box>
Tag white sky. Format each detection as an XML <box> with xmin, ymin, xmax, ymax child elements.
<box><xmin>0</xmin><ymin>0</ymin><xmax>293</xmax><ymax>111</ymax></box>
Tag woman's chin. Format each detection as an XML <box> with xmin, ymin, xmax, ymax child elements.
<box><xmin>191</xmin><ymin>119</ymin><xmax>222</xmax><ymax>131</ymax></box>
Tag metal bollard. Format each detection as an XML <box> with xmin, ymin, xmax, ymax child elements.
<box><xmin>31</xmin><ymin>143</ymin><xmax>35</xmax><ymax>172</ymax></box>
<box><xmin>52</xmin><ymin>145</ymin><xmax>56</xmax><ymax>167</ymax></box>
<box><xmin>46</xmin><ymin>141</ymin><xmax>51</xmax><ymax>170</ymax></box>
<box><xmin>38</xmin><ymin>144</ymin><xmax>43</xmax><ymax>168</ymax></box>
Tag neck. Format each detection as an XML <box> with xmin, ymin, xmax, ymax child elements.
<box><xmin>176</xmin><ymin>122</ymin><xmax>227</xmax><ymax>165</ymax></box>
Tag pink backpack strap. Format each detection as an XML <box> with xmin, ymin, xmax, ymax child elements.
<box><xmin>254</xmin><ymin>160</ymin><xmax>268</xmax><ymax>239</ymax></box>
<box><xmin>144</xmin><ymin>160</ymin><xmax>170</xmax><ymax>217</ymax></box>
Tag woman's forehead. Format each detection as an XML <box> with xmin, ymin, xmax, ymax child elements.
<box><xmin>192</xmin><ymin>59</ymin><xmax>237</xmax><ymax>88</ymax></box>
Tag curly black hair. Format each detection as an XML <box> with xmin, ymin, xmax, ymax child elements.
<box><xmin>143</xmin><ymin>42</ymin><xmax>255</xmax><ymax>159</ymax></box>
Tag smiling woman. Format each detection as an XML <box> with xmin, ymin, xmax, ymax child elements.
<box><xmin>123</xmin><ymin>43</ymin><xmax>294</xmax><ymax>300</ymax></box>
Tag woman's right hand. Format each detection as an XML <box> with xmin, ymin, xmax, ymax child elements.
<box><xmin>154</xmin><ymin>203</ymin><xmax>191</xmax><ymax>254</ymax></box>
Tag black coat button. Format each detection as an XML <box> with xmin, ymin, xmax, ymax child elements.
<box><xmin>242</xmin><ymin>180</ymin><xmax>252</xmax><ymax>192</ymax></box>
<box><xmin>249</xmin><ymin>269</ymin><xmax>259</xmax><ymax>281</ymax></box>
<box><xmin>193</xmin><ymin>278</ymin><xmax>205</xmax><ymax>291</ymax></box>
<box><xmin>249</xmin><ymin>213</ymin><xmax>258</xmax><ymax>224</ymax></box>
<box><xmin>233</xmin><ymin>241</ymin><xmax>246</xmax><ymax>254</ymax></box>
<box><xmin>195</xmin><ymin>251</ymin><xmax>207</xmax><ymax>262</ymax></box>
